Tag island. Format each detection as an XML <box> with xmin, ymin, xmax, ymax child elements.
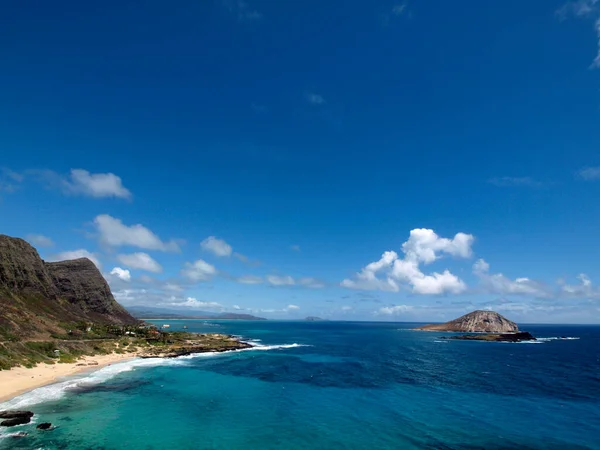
<box><xmin>416</xmin><ymin>310</ymin><xmax>519</xmax><ymax>333</ymax></box>
<box><xmin>415</xmin><ymin>310</ymin><xmax>535</xmax><ymax>342</ymax></box>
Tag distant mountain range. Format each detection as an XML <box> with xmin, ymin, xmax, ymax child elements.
<box><xmin>126</xmin><ymin>306</ymin><xmax>266</xmax><ymax>321</ymax></box>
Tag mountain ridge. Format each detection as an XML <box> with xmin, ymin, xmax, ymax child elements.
<box><xmin>0</xmin><ymin>234</ymin><xmax>137</xmax><ymax>339</ymax></box>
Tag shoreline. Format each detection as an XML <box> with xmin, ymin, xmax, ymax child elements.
<box><xmin>0</xmin><ymin>352</ymin><xmax>139</xmax><ymax>404</ymax></box>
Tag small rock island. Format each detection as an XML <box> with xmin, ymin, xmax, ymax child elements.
<box><xmin>416</xmin><ymin>310</ymin><xmax>535</xmax><ymax>342</ymax></box>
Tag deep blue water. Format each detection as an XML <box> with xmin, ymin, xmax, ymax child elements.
<box><xmin>1</xmin><ymin>321</ymin><xmax>599</xmax><ymax>449</ymax></box>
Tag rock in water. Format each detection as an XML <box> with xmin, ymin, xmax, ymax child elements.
<box><xmin>1</xmin><ymin>417</ymin><xmax>31</xmax><ymax>427</ymax></box>
<box><xmin>446</xmin><ymin>332</ymin><xmax>535</xmax><ymax>342</ymax></box>
<box><xmin>0</xmin><ymin>411</ymin><xmax>34</xmax><ymax>419</ymax></box>
<box><xmin>36</xmin><ymin>422</ymin><xmax>53</xmax><ymax>430</ymax></box>
<box><xmin>416</xmin><ymin>310</ymin><xmax>519</xmax><ymax>333</ymax></box>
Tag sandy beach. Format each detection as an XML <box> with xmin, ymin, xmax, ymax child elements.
<box><xmin>0</xmin><ymin>352</ymin><xmax>139</xmax><ymax>403</ymax></box>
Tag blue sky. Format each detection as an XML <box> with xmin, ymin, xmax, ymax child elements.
<box><xmin>1</xmin><ymin>0</ymin><xmax>600</xmax><ymax>323</ymax></box>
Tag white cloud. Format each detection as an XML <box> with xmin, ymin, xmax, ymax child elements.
<box><xmin>94</xmin><ymin>214</ymin><xmax>179</xmax><ymax>252</ymax></box>
<box><xmin>233</xmin><ymin>305</ymin><xmax>242</xmax><ymax>310</ymax></box>
<box><xmin>181</xmin><ymin>260</ymin><xmax>217</xmax><ymax>281</ymax></box>
<box><xmin>378</xmin><ymin>305</ymin><xmax>413</xmax><ymax>315</ymax></box>
<box><xmin>163</xmin><ymin>297</ymin><xmax>224</xmax><ymax>310</ymax></box>
<box><xmin>237</xmin><ymin>275</ymin><xmax>263</xmax><ymax>284</ymax></box>
<box><xmin>116</xmin><ymin>252</ymin><xmax>162</xmax><ymax>273</ymax></box>
<box><xmin>473</xmin><ymin>259</ymin><xmax>548</xmax><ymax>297</ymax></box>
<box><xmin>67</xmin><ymin>169</ymin><xmax>131</xmax><ymax>199</ymax></box>
<box><xmin>26</xmin><ymin>234</ymin><xmax>54</xmax><ymax>247</ymax></box>
<box><xmin>298</xmin><ymin>277</ymin><xmax>325</xmax><ymax>288</ymax></box>
<box><xmin>287</xmin><ymin>304</ymin><xmax>300</xmax><ymax>310</ymax></box>
<box><xmin>266</xmin><ymin>275</ymin><xmax>295</xmax><ymax>286</ymax></box>
<box><xmin>578</xmin><ymin>166</ymin><xmax>600</xmax><ymax>180</ymax></box>
<box><xmin>200</xmin><ymin>236</ymin><xmax>233</xmax><ymax>257</ymax></box>
<box><xmin>110</xmin><ymin>267</ymin><xmax>131</xmax><ymax>282</ymax></box>
<box><xmin>306</xmin><ymin>93</ymin><xmax>325</xmax><ymax>105</ymax></box>
<box><xmin>341</xmin><ymin>305</ymin><xmax>353</xmax><ymax>311</ymax></box>
<box><xmin>402</xmin><ymin>229</ymin><xmax>474</xmax><ymax>263</ymax></box>
<box><xmin>561</xmin><ymin>273</ymin><xmax>600</xmax><ymax>298</ymax></box>
<box><xmin>50</xmin><ymin>249</ymin><xmax>101</xmax><ymax>270</ymax></box>
<box><xmin>341</xmin><ymin>229</ymin><xmax>473</xmax><ymax>295</ymax></box>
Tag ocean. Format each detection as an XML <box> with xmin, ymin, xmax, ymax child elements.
<box><xmin>1</xmin><ymin>321</ymin><xmax>599</xmax><ymax>449</ymax></box>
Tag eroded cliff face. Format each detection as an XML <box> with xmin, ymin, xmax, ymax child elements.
<box><xmin>0</xmin><ymin>234</ymin><xmax>137</xmax><ymax>339</ymax></box>
<box><xmin>417</xmin><ymin>310</ymin><xmax>519</xmax><ymax>333</ymax></box>
<box><xmin>46</xmin><ymin>258</ymin><xmax>136</xmax><ymax>324</ymax></box>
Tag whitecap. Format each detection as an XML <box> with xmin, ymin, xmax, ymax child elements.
<box><xmin>536</xmin><ymin>337</ymin><xmax>580</xmax><ymax>342</ymax></box>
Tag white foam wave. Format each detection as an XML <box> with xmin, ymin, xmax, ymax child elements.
<box><xmin>537</xmin><ymin>337</ymin><xmax>580</xmax><ymax>341</ymax></box>
<box><xmin>0</xmin><ymin>342</ymin><xmax>307</xmax><ymax>410</ymax></box>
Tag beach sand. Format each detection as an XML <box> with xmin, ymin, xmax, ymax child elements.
<box><xmin>0</xmin><ymin>352</ymin><xmax>139</xmax><ymax>403</ymax></box>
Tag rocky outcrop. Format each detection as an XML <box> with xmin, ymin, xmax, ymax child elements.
<box><xmin>36</xmin><ymin>422</ymin><xmax>53</xmax><ymax>430</ymax></box>
<box><xmin>0</xmin><ymin>234</ymin><xmax>137</xmax><ymax>339</ymax></box>
<box><xmin>416</xmin><ymin>310</ymin><xmax>519</xmax><ymax>333</ymax></box>
<box><xmin>444</xmin><ymin>332</ymin><xmax>536</xmax><ymax>342</ymax></box>
<box><xmin>0</xmin><ymin>411</ymin><xmax>33</xmax><ymax>427</ymax></box>
<box><xmin>0</xmin><ymin>411</ymin><xmax>33</xmax><ymax>419</ymax></box>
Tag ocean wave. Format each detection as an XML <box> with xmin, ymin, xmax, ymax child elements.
<box><xmin>0</xmin><ymin>342</ymin><xmax>307</xmax><ymax>410</ymax></box>
<box><xmin>536</xmin><ymin>337</ymin><xmax>580</xmax><ymax>341</ymax></box>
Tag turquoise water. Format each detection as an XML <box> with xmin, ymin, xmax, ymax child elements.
<box><xmin>1</xmin><ymin>321</ymin><xmax>599</xmax><ymax>449</ymax></box>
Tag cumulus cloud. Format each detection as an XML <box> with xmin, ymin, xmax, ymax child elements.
<box><xmin>50</xmin><ymin>249</ymin><xmax>101</xmax><ymax>269</ymax></box>
<box><xmin>201</xmin><ymin>236</ymin><xmax>233</xmax><ymax>257</ymax></box>
<box><xmin>236</xmin><ymin>275</ymin><xmax>263</xmax><ymax>284</ymax></box>
<box><xmin>94</xmin><ymin>214</ymin><xmax>180</xmax><ymax>252</ymax></box>
<box><xmin>378</xmin><ymin>305</ymin><xmax>413</xmax><ymax>315</ymax></box>
<box><xmin>266</xmin><ymin>275</ymin><xmax>295</xmax><ymax>286</ymax></box>
<box><xmin>116</xmin><ymin>252</ymin><xmax>162</xmax><ymax>273</ymax></box>
<box><xmin>26</xmin><ymin>234</ymin><xmax>54</xmax><ymax>247</ymax></box>
<box><xmin>287</xmin><ymin>304</ymin><xmax>300</xmax><ymax>310</ymax></box>
<box><xmin>110</xmin><ymin>267</ymin><xmax>131</xmax><ymax>282</ymax></box>
<box><xmin>5</xmin><ymin>168</ymin><xmax>132</xmax><ymax>199</ymax></box>
<box><xmin>181</xmin><ymin>260</ymin><xmax>217</xmax><ymax>281</ymax></box>
<box><xmin>472</xmin><ymin>259</ymin><xmax>549</xmax><ymax>297</ymax></box>
<box><xmin>66</xmin><ymin>169</ymin><xmax>131</xmax><ymax>199</ymax></box>
<box><xmin>577</xmin><ymin>166</ymin><xmax>600</xmax><ymax>180</ymax></box>
<box><xmin>341</xmin><ymin>229</ymin><xmax>473</xmax><ymax>295</ymax></box>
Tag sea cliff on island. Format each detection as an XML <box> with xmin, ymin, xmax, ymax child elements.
<box><xmin>416</xmin><ymin>310</ymin><xmax>535</xmax><ymax>342</ymax></box>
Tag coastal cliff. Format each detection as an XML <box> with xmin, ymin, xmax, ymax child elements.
<box><xmin>0</xmin><ymin>234</ymin><xmax>137</xmax><ymax>340</ymax></box>
<box><xmin>416</xmin><ymin>310</ymin><xmax>519</xmax><ymax>333</ymax></box>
